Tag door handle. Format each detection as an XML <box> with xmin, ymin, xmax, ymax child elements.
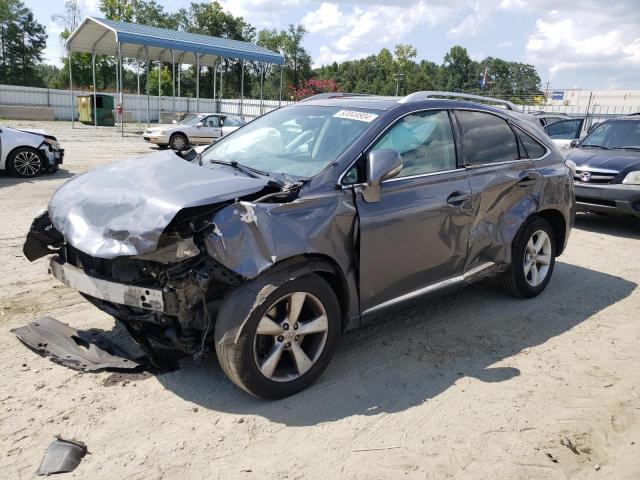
<box><xmin>446</xmin><ymin>191</ymin><xmax>471</xmax><ymax>205</ymax></box>
<box><xmin>517</xmin><ymin>172</ymin><xmax>540</xmax><ymax>187</ymax></box>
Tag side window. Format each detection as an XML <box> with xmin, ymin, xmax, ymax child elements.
<box><xmin>224</xmin><ymin>116</ymin><xmax>242</xmax><ymax>126</ymax></box>
<box><xmin>341</xmin><ymin>157</ymin><xmax>365</xmax><ymax>185</ymax></box>
<box><xmin>204</xmin><ymin>116</ymin><xmax>221</xmax><ymax>128</ymax></box>
<box><xmin>370</xmin><ymin>110</ymin><xmax>456</xmax><ymax>177</ymax></box>
<box><xmin>545</xmin><ymin>119</ymin><xmax>582</xmax><ymax>139</ymax></box>
<box><xmin>455</xmin><ymin>111</ymin><xmax>520</xmax><ymax>165</ymax></box>
<box><xmin>515</xmin><ymin>128</ymin><xmax>547</xmax><ymax>159</ymax></box>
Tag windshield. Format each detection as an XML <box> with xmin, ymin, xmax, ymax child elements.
<box><xmin>580</xmin><ymin>119</ymin><xmax>640</xmax><ymax>149</ymax></box>
<box><xmin>200</xmin><ymin>105</ymin><xmax>380</xmax><ymax>177</ymax></box>
<box><xmin>180</xmin><ymin>114</ymin><xmax>205</xmax><ymax>126</ymax></box>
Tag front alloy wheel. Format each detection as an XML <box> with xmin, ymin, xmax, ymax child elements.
<box><xmin>8</xmin><ymin>148</ymin><xmax>43</xmax><ymax>177</ymax></box>
<box><xmin>215</xmin><ymin>274</ymin><xmax>340</xmax><ymax>399</ymax></box>
<box><xmin>254</xmin><ymin>292</ymin><xmax>329</xmax><ymax>381</ymax></box>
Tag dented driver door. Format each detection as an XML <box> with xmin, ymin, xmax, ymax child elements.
<box><xmin>354</xmin><ymin>110</ymin><xmax>473</xmax><ymax>318</ymax></box>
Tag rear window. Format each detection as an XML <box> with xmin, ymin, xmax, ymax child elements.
<box><xmin>516</xmin><ymin>128</ymin><xmax>547</xmax><ymax>159</ymax></box>
<box><xmin>454</xmin><ymin>111</ymin><xmax>519</xmax><ymax>166</ymax></box>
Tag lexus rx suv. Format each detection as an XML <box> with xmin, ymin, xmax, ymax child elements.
<box><xmin>24</xmin><ymin>92</ymin><xmax>575</xmax><ymax>398</ymax></box>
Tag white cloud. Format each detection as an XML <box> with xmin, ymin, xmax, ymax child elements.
<box><xmin>523</xmin><ymin>2</ymin><xmax>640</xmax><ymax>85</ymax></box>
<box><xmin>498</xmin><ymin>41</ymin><xmax>512</xmax><ymax>47</ymax></box>
<box><xmin>301</xmin><ymin>3</ymin><xmax>346</xmax><ymax>34</ymax></box>
<box><xmin>305</xmin><ymin>1</ymin><xmax>458</xmax><ymax>67</ymax></box>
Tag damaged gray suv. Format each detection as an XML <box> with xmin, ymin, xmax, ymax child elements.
<box><xmin>24</xmin><ymin>92</ymin><xmax>575</xmax><ymax>398</ymax></box>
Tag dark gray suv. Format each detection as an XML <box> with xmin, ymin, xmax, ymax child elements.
<box><xmin>24</xmin><ymin>92</ymin><xmax>575</xmax><ymax>398</ymax></box>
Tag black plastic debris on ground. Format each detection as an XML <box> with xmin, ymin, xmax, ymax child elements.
<box><xmin>38</xmin><ymin>436</ymin><xmax>87</xmax><ymax>476</ymax></box>
<box><xmin>13</xmin><ymin>316</ymin><xmax>143</xmax><ymax>372</ymax></box>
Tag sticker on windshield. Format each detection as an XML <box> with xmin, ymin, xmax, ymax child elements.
<box><xmin>333</xmin><ymin>110</ymin><xmax>378</xmax><ymax>123</ymax></box>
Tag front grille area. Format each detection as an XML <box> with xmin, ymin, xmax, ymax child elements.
<box><xmin>573</xmin><ymin>169</ymin><xmax>617</xmax><ymax>184</ymax></box>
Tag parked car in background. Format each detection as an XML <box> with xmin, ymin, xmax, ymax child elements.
<box><xmin>24</xmin><ymin>92</ymin><xmax>574</xmax><ymax>398</ymax></box>
<box><xmin>0</xmin><ymin>126</ymin><xmax>64</xmax><ymax>178</ymax></box>
<box><xmin>565</xmin><ymin>114</ymin><xmax>640</xmax><ymax>217</ymax></box>
<box><xmin>531</xmin><ymin>112</ymin><xmax>585</xmax><ymax>150</ymax></box>
<box><xmin>143</xmin><ymin>113</ymin><xmax>245</xmax><ymax>150</ymax></box>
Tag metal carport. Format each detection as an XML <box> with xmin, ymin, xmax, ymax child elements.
<box><xmin>65</xmin><ymin>17</ymin><xmax>285</xmax><ymax>134</ymax></box>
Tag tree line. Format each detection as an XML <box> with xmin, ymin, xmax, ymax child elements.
<box><xmin>1</xmin><ymin>0</ymin><xmax>542</xmax><ymax>102</ymax></box>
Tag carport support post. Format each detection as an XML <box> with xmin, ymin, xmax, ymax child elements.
<box><xmin>69</xmin><ymin>52</ymin><xmax>74</xmax><ymax>128</ymax></box>
<box><xmin>145</xmin><ymin>46</ymin><xmax>150</xmax><ymax>127</ymax></box>
<box><xmin>240</xmin><ymin>60</ymin><xmax>244</xmax><ymax>119</ymax></box>
<box><xmin>92</xmin><ymin>52</ymin><xmax>97</xmax><ymax>128</ymax></box>
<box><xmin>158</xmin><ymin>59</ymin><xmax>161</xmax><ymax>123</ymax></box>
<box><xmin>196</xmin><ymin>53</ymin><xmax>200</xmax><ymax>114</ymax></box>
<box><xmin>278</xmin><ymin>63</ymin><xmax>283</xmax><ymax>107</ymax></box>
<box><xmin>259</xmin><ymin>63</ymin><xmax>264</xmax><ymax>115</ymax></box>
<box><xmin>118</xmin><ymin>42</ymin><xmax>123</xmax><ymax>137</ymax></box>
<box><xmin>171</xmin><ymin>49</ymin><xmax>175</xmax><ymax>116</ymax></box>
<box><xmin>213</xmin><ymin>59</ymin><xmax>217</xmax><ymax>112</ymax></box>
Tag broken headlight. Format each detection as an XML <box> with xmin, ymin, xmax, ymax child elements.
<box><xmin>133</xmin><ymin>235</ymin><xmax>200</xmax><ymax>264</ymax></box>
<box><xmin>43</xmin><ymin>137</ymin><xmax>60</xmax><ymax>150</ymax></box>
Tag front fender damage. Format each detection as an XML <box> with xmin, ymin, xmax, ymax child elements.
<box><xmin>205</xmin><ymin>193</ymin><xmax>360</xmax><ymax>342</ymax></box>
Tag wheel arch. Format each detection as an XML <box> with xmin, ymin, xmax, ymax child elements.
<box><xmin>215</xmin><ymin>253</ymin><xmax>350</xmax><ymax>346</ymax></box>
<box><xmin>533</xmin><ymin>208</ymin><xmax>567</xmax><ymax>256</ymax></box>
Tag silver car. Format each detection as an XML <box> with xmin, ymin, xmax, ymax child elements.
<box><xmin>143</xmin><ymin>113</ymin><xmax>244</xmax><ymax>150</ymax></box>
<box><xmin>0</xmin><ymin>126</ymin><xmax>64</xmax><ymax>178</ymax></box>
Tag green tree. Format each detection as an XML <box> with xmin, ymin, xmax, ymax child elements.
<box><xmin>100</xmin><ymin>0</ymin><xmax>134</xmax><ymax>22</ymax></box>
<box><xmin>441</xmin><ymin>45</ymin><xmax>473</xmax><ymax>91</ymax></box>
<box><xmin>0</xmin><ymin>0</ymin><xmax>47</xmax><ymax>86</ymax></box>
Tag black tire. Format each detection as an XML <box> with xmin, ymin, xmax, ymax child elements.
<box><xmin>498</xmin><ymin>216</ymin><xmax>556</xmax><ymax>298</ymax></box>
<box><xmin>7</xmin><ymin>147</ymin><xmax>43</xmax><ymax>178</ymax></box>
<box><xmin>215</xmin><ymin>274</ymin><xmax>340</xmax><ymax>399</ymax></box>
<box><xmin>169</xmin><ymin>133</ymin><xmax>189</xmax><ymax>151</ymax></box>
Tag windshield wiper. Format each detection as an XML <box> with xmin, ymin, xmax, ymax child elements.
<box><xmin>580</xmin><ymin>144</ymin><xmax>612</xmax><ymax>150</ymax></box>
<box><xmin>615</xmin><ymin>146</ymin><xmax>640</xmax><ymax>151</ymax></box>
<box><xmin>207</xmin><ymin>158</ymin><xmax>287</xmax><ymax>187</ymax></box>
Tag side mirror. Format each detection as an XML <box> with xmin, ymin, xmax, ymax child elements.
<box><xmin>362</xmin><ymin>149</ymin><xmax>403</xmax><ymax>203</ymax></box>
<box><xmin>195</xmin><ymin>121</ymin><xmax>203</xmax><ymax>128</ymax></box>
<box><xmin>569</xmin><ymin>139</ymin><xmax>580</xmax><ymax>148</ymax></box>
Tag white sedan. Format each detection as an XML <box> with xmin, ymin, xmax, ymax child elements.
<box><xmin>143</xmin><ymin>113</ymin><xmax>244</xmax><ymax>150</ymax></box>
<box><xmin>0</xmin><ymin>126</ymin><xmax>64</xmax><ymax>178</ymax></box>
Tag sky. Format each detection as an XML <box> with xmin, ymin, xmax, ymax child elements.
<box><xmin>31</xmin><ymin>0</ymin><xmax>640</xmax><ymax>90</ymax></box>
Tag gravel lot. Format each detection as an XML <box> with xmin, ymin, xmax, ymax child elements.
<box><xmin>1</xmin><ymin>121</ymin><xmax>639</xmax><ymax>479</ymax></box>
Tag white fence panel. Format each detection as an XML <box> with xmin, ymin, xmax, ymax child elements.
<box><xmin>0</xmin><ymin>84</ymin><xmax>294</xmax><ymax>122</ymax></box>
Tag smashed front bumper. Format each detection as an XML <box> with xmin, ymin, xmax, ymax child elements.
<box><xmin>49</xmin><ymin>256</ymin><xmax>171</xmax><ymax>313</ymax></box>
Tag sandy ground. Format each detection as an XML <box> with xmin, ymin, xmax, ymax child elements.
<box><xmin>1</xmin><ymin>121</ymin><xmax>639</xmax><ymax>480</ymax></box>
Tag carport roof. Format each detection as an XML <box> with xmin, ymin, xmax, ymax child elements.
<box><xmin>66</xmin><ymin>16</ymin><xmax>285</xmax><ymax>66</ymax></box>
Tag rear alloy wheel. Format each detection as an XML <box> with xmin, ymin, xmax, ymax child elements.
<box><xmin>169</xmin><ymin>133</ymin><xmax>188</xmax><ymax>151</ymax></box>
<box><xmin>8</xmin><ymin>147</ymin><xmax>43</xmax><ymax>177</ymax></box>
<box><xmin>498</xmin><ymin>217</ymin><xmax>556</xmax><ymax>298</ymax></box>
<box><xmin>215</xmin><ymin>274</ymin><xmax>340</xmax><ymax>399</ymax></box>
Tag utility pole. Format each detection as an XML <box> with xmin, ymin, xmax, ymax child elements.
<box><xmin>544</xmin><ymin>81</ymin><xmax>551</xmax><ymax>105</ymax></box>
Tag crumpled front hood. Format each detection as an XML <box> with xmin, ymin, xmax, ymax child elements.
<box><xmin>49</xmin><ymin>151</ymin><xmax>269</xmax><ymax>259</ymax></box>
<box><xmin>566</xmin><ymin>148</ymin><xmax>640</xmax><ymax>171</ymax></box>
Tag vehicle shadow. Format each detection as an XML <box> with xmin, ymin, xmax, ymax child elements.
<box><xmin>148</xmin><ymin>261</ymin><xmax>635</xmax><ymax>425</ymax></box>
<box><xmin>0</xmin><ymin>168</ymin><xmax>74</xmax><ymax>188</ymax></box>
<box><xmin>574</xmin><ymin>212</ymin><xmax>640</xmax><ymax>240</ymax></box>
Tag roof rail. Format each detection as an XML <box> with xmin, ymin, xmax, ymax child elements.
<box><xmin>398</xmin><ymin>91</ymin><xmax>519</xmax><ymax>111</ymax></box>
<box><xmin>300</xmin><ymin>92</ymin><xmax>372</xmax><ymax>102</ymax></box>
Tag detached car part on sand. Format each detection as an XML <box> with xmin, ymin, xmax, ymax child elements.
<box><xmin>24</xmin><ymin>92</ymin><xmax>575</xmax><ymax>398</ymax></box>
